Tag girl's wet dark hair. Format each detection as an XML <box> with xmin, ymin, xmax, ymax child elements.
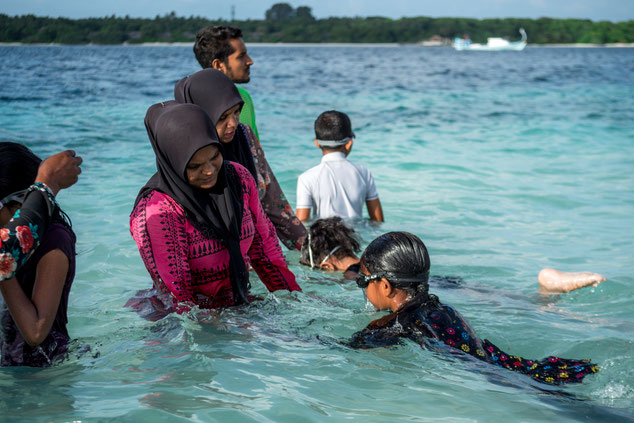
<box><xmin>0</xmin><ymin>142</ymin><xmax>41</xmax><ymax>200</ymax></box>
<box><xmin>0</xmin><ymin>142</ymin><xmax>73</xmax><ymax>229</ymax></box>
<box><xmin>361</xmin><ymin>232</ymin><xmax>437</xmax><ymax>304</ymax></box>
<box><xmin>300</xmin><ymin>217</ymin><xmax>360</xmax><ymax>267</ymax></box>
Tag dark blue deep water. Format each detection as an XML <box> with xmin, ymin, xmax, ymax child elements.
<box><xmin>0</xmin><ymin>45</ymin><xmax>633</xmax><ymax>422</ymax></box>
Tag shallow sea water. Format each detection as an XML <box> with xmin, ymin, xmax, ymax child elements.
<box><xmin>0</xmin><ymin>44</ymin><xmax>633</xmax><ymax>422</ymax></box>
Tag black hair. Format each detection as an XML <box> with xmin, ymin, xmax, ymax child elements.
<box><xmin>193</xmin><ymin>26</ymin><xmax>243</xmax><ymax>69</ymax></box>
<box><xmin>314</xmin><ymin>110</ymin><xmax>354</xmax><ymax>152</ymax></box>
<box><xmin>360</xmin><ymin>232</ymin><xmax>438</xmax><ymax>305</ymax></box>
<box><xmin>300</xmin><ymin>217</ymin><xmax>361</xmax><ymax>267</ymax></box>
<box><xmin>0</xmin><ymin>142</ymin><xmax>41</xmax><ymax>200</ymax></box>
<box><xmin>0</xmin><ymin>141</ymin><xmax>73</xmax><ymax>229</ymax></box>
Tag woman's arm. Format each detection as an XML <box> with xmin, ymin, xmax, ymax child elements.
<box><xmin>0</xmin><ymin>249</ymin><xmax>68</xmax><ymax>346</ymax></box>
<box><xmin>244</xmin><ymin>125</ymin><xmax>307</xmax><ymax>250</ymax></box>
<box><xmin>131</xmin><ymin>194</ymin><xmax>196</xmax><ymax>307</ymax></box>
<box><xmin>1</xmin><ymin>184</ymin><xmax>56</xmax><ymax>282</ymax></box>
<box><xmin>240</xmin><ymin>168</ymin><xmax>301</xmax><ymax>293</ymax></box>
<box><xmin>259</xmin><ymin>167</ymin><xmax>307</xmax><ymax>250</ymax></box>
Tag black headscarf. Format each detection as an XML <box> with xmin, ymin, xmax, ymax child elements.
<box><xmin>174</xmin><ymin>69</ymin><xmax>258</xmax><ymax>180</ymax></box>
<box><xmin>134</xmin><ymin>101</ymin><xmax>250</xmax><ymax>305</ymax></box>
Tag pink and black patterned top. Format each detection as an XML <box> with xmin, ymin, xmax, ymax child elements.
<box><xmin>130</xmin><ymin>162</ymin><xmax>300</xmax><ymax>310</ymax></box>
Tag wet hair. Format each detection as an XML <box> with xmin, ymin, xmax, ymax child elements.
<box><xmin>314</xmin><ymin>111</ymin><xmax>354</xmax><ymax>152</ymax></box>
<box><xmin>194</xmin><ymin>26</ymin><xmax>243</xmax><ymax>69</ymax></box>
<box><xmin>300</xmin><ymin>217</ymin><xmax>361</xmax><ymax>267</ymax></box>
<box><xmin>360</xmin><ymin>232</ymin><xmax>437</xmax><ymax>304</ymax></box>
<box><xmin>0</xmin><ymin>141</ymin><xmax>72</xmax><ymax>228</ymax></box>
<box><xmin>0</xmin><ymin>142</ymin><xmax>41</xmax><ymax>201</ymax></box>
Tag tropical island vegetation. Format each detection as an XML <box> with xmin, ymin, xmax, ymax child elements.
<box><xmin>1</xmin><ymin>3</ymin><xmax>633</xmax><ymax>45</ymax></box>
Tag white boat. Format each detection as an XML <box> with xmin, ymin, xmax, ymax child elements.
<box><xmin>454</xmin><ymin>28</ymin><xmax>527</xmax><ymax>51</ymax></box>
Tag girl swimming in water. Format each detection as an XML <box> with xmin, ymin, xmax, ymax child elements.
<box><xmin>0</xmin><ymin>142</ymin><xmax>77</xmax><ymax>366</ymax></box>
<box><xmin>349</xmin><ymin>231</ymin><xmax>598</xmax><ymax>385</ymax></box>
<box><xmin>299</xmin><ymin>217</ymin><xmax>362</xmax><ymax>278</ymax></box>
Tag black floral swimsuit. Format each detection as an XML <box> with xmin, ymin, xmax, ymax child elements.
<box><xmin>349</xmin><ymin>299</ymin><xmax>598</xmax><ymax>385</ymax></box>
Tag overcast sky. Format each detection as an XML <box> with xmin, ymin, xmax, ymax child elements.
<box><xmin>2</xmin><ymin>0</ymin><xmax>633</xmax><ymax>22</ymax></box>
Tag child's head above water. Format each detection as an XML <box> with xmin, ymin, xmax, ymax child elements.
<box><xmin>300</xmin><ymin>217</ymin><xmax>361</xmax><ymax>270</ymax></box>
<box><xmin>314</xmin><ymin>110</ymin><xmax>355</xmax><ymax>154</ymax></box>
<box><xmin>357</xmin><ymin>232</ymin><xmax>432</xmax><ymax>307</ymax></box>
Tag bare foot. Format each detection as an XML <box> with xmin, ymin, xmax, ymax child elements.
<box><xmin>538</xmin><ymin>268</ymin><xmax>606</xmax><ymax>293</ymax></box>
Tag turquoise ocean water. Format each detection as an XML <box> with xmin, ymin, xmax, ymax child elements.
<box><xmin>0</xmin><ymin>45</ymin><xmax>633</xmax><ymax>422</ymax></box>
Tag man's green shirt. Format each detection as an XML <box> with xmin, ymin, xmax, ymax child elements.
<box><xmin>237</xmin><ymin>85</ymin><xmax>259</xmax><ymax>140</ymax></box>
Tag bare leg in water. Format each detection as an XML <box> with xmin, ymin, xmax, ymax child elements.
<box><xmin>538</xmin><ymin>268</ymin><xmax>606</xmax><ymax>293</ymax></box>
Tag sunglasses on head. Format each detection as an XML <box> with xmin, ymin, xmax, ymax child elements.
<box><xmin>0</xmin><ymin>189</ymin><xmax>27</xmax><ymax>211</ymax></box>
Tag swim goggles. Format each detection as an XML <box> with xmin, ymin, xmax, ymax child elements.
<box><xmin>356</xmin><ymin>270</ymin><xmax>430</xmax><ymax>289</ymax></box>
<box><xmin>355</xmin><ymin>272</ymin><xmax>388</xmax><ymax>288</ymax></box>
<box><xmin>315</xmin><ymin>136</ymin><xmax>353</xmax><ymax>148</ymax></box>
<box><xmin>319</xmin><ymin>245</ymin><xmax>342</xmax><ymax>267</ymax></box>
<box><xmin>304</xmin><ymin>232</ymin><xmax>342</xmax><ymax>269</ymax></box>
<box><xmin>0</xmin><ymin>189</ymin><xmax>27</xmax><ymax>211</ymax></box>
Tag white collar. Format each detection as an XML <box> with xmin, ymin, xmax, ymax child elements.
<box><xmin>321</xmin><ymin>151</ymin><xmax>347</xmax><ymax>162</ymax></box>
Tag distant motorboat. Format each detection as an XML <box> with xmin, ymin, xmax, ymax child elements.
<box><xmin>454</xmin><ymin>28</ymin><xmax>527</xmax><ymax>51</ymax></box>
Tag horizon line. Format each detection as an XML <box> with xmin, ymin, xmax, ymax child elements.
<box><xmin>1</xmin><ymin>12</ymin><xmax>631</xmax><ymax>24</ymax></box>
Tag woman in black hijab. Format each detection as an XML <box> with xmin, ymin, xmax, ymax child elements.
<box><xmin>130</xmin><ymin>102</ymin><xmax>300</xmax><ymax>311</ymax></box>
<box><xmin>174</xmin><ymin>69</ymin><xmax>307</xmax><ymax>251</ymax></box>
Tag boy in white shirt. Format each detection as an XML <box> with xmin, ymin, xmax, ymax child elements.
<box><xmin>296</xmin><ymin>111</ymin><xmax>384</xmax><ymax>222</ymax></box>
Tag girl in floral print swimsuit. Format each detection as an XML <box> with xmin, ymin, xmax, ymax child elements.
<box><xmin>0</xmin><ymin>143</ymin><xmax>77</xmax><ymax>366</ymax></box>
<box><xmin>1</xmin><ymin>147</ymin><xmax>81</xmax><ymax>283</ymax></box>
<box><xmin>349</xmin><ymin>232</ymin><xmax>598</xmax><ymax>385</ymax></box>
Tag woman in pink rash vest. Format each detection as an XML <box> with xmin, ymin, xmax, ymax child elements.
<box><xmin>130</xmin><ymin>102</ymin><xmax>300</xmax><ymax>313</ymax></box>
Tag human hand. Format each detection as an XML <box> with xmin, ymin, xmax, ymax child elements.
<box><xmin>35</xmin><ymin>150</ymin><xmax>83</xmax><ymax>195</ymax></box>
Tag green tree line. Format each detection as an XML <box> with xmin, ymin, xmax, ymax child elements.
<box><xmin>1</xmin><ymin>3</ymin><xmax>633</xmax><ymax>45</ymax></box>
